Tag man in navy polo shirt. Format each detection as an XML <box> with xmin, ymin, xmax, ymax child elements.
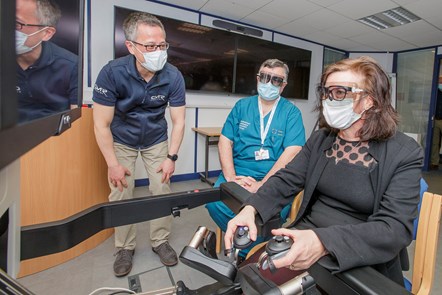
<box><xmin>16</xmin><ymin>0</ymin><xmax>78</xmax><ymax>123</ymax></box>
<box><xmin>93</xmin><ymin>12</ymin><xmax>186</xmax><ymax>277</ymax></box>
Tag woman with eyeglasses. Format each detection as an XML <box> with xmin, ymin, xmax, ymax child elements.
<box><xmin>206</xmin><ymin>58</ymin><xmax>306</xmax><ymax>259</ymax></box>
<box><xmin>224</xmin><ymin>56</ymin><xmax>423</xmax><ymax>286</ymax></box>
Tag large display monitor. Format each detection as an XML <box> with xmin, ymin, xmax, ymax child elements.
<box><xmin>0</xmin><ymin>0</ymin><xmax>85</xmax><ymax>171</ymax></box>
<box><xmin>114</xmin><ymin>6</ymin><xmax>311</xmax><ymax>100</ymax></box>
<box><xmin>0</xmin><ymin>0</ymin><xmax>85</xmax><ymax>277</ymax></box>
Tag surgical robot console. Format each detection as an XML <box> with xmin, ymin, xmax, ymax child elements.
<box><xmin>1</xmin><ymin>183</ymin><xmax>412</xmax><ymax>295</ymax></box>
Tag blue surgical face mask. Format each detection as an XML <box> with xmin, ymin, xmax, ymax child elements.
<box><xmin>258</xmin><ymin>82</ymin><xmax>280</xmax><ymax>101</ymax></box>
<box><xmin>438</xmin><ymin>84</ymin><xmax>442</xmax><ymax>91</ymax></box>
<box><xmin>15</xmin><ymin>28</ymin><xmax>46</xmax><ymax>55</ymax></box>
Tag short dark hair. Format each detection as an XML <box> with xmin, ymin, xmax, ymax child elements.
<box><xmin>259</xmin><ymin>59</ymin><xmax>289</xmax><ymax>81</ymax></box>
<box><xmin>316</xmin><ymin>56</ymin><xmax>399</xmax><ymax>141</ymax></box>
<box><xmin>123</xmin><ymin>12</ymin><xmax>166</xmax><ymax>41</ymax></box>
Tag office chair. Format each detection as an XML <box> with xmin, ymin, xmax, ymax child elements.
<box><xmin>405</xmin><ymin>191</ymin><xmax>442</xmax><ymax>295</ymax></box>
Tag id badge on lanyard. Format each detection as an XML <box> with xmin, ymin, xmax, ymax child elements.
<box><xmin>255</xmin><ymin>98</ymin><xmax>279</xmax><ymax>161</ymax></box>
<box><xmin>255</xmin><ymin>148</ymin><xmax>270</xmax><ymax>160</ymax></box>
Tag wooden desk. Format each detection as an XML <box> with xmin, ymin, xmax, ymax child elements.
<box><xmin>192</xmin><ymin>127</ymin><xmax>222</xmax><ymax>185</ymax></box>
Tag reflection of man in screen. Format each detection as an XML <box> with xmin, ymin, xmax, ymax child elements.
<box><xmin>16</xmin><ymin>0</ymin><xmax>78</xmax><ymax>123</ymax></box>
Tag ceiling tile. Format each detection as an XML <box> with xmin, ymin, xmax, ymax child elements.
<box><xmin>295</xmin><ymin>8</ymin><xmax>353</xmax><ymax>30</ymax></box>
<box><xmin>384</xmin><ymin>20</ymin><xmax>435</xmax><ymax>38</ymax></box>
<box><xmin>324</xmin><ymin>38</ymin><xmax>367</xmax><ymax>50</ymax></box>
<box><xmin>223</xmin><ymin>0</ymin><xmax>273</xmax><ymax>10</ymax></box>
<box><xmin>260</xmin><ymin>0</ymin><xmax>322</xmax><ymax>20</ymax></box>
<box><xmin>382</xmin><ymin>20</ymin><xmax>442</xmax><ymax>48</ymax></box>
<box><xmin>241</xmin><ymin>11</ymin><xmax>291</xmax><ymax>29</ymax></box>
<box><xmin>324</xmin><ymin>19</ymin><xmax>375</xmax><ymax>38</ymax></box>
<box><xmin>426</xmin><ymin>15</ymin><xmax>442</xmax><ymax>30</ymax></box>
<box><xmin>391</xmin><ymin>0</ymin><xmax>421</xmax><ymax>6</ymax></box>
<box><xmin>200</xmin><ymin>1</ymin><xmax>256</xmax><ymax>20</ymax></box>
<box><xmin>156</xmin><ymin>0</ymin><xmax>442</xmax><ymax>51</ymax></box>
<box><xmin>351</xmin><ymin>31</ymin><xmax>415</xmax><ymax>51</ymax></box>
<box><xmin>403</xmin><ymin>0</ymin><xmax>442</xmax><ymax>19</ymax></box>
<box><xmin>327</xmin><ymin>0</ymin><xmax>397</xmax><ymax>20</ymax></box>
<box><xmin>306</xmin><ymin>0</ymin><xmax>345</xmax><ymax>7</ymax></box>
<box><xmin>276</xmin><ymin>20</ymin><xmax>319</xmax><ymax>37</ymax></box>
<box><xmin>303</xmin><ymin>30</ymin><xmax>342</xmax><ymax>44</ymax></box>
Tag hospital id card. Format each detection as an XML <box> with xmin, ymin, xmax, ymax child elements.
<box><xmin>255</xmin><ymin>149</ymin><xmax>269</xmax><ymax>160</ymax></box>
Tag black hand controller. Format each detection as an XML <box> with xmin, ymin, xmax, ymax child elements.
<box><xmin>265</xmin><ymin>235</ymin><xmax>294</xmax><ymax>256</ymax></box>
<box><xmin>261</xmin><ymin>235</ymin><xmax>294</xmax><ymax>270</ymax></box>
<box><xmin>233</xmin><ymin>226</ymin><xmax>253</xmax><ymax>249</ymax></box>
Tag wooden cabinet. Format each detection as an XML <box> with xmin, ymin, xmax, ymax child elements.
<box><xmin>18</xmin><ymin>108</ymin><xmax>113</xmax><ymax>277</ymax></box>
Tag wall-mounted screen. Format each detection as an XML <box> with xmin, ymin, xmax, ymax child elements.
<box><xmin>113</xmin><ymin>7</ymin><xmax>311</xmax><ymax>100</ymax></box>
<box><xmin>16</xmin><ymin>0</ymin><xmax>81</xmax><ymax>124</ymax></box>
<box><xmin>0</xmin><ymin>0</ymin><xmax>84</xmax><ymax>171</ymax></box>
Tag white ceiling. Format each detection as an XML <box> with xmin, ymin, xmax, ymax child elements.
<box><xmin>156</xmin><ymin>0</ymin><xmax>442</xmax><ymax>52</ymax></box>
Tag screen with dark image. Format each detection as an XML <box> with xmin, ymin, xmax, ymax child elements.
<box><xmin>114</xmin><ymin>6</ymin><xmax>311</xmax><ymax>99</ymax></box>
<box><xmin>16</xmin><ymin>0</ymin><xmax>81</xmax><ymax>124</ymax></box>
<box><xmin>50</xmin><ymin>2</ymin><xmax>80</xmax><ymax>55</ymax></box>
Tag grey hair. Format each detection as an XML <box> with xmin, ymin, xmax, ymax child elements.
<box><xmin>259</xmin><ymin>59</ymin><xmax>289</xmax><ymax>81</ymax></box>
<box><xmin>123</xmin><ymin>12</ymin><xmax>166</xmax><ymax>41</ymax></box>
<box><xmin>36</xmin><ymin>0</ymin><xmax>61</xmax><ymax>27</ymax></box>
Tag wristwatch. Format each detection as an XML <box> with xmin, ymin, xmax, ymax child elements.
<box><xmin>167</xmin><ymin>154</ymin><xmax>178</xmax><ymax>161</ymax></box>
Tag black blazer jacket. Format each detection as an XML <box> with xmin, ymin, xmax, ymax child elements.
<box><xmin>245</xmin><ymin>128</ymin><xmax>424</xmax><ymax>284</ymax></box>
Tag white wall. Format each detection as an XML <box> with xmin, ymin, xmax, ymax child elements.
<box><xmin>84</xmin><ymin>0</ymin><xmax>326</xmax><ymax>181</ymax></box>
<box><xmin>349</xmin><ymin>52</ymin><xmax>394</xmax><ymax>73</ymax></box>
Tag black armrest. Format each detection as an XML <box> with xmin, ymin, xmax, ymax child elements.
<box><xmin>309</xmin><ymin>263</ymin><xmax>412</xmax><ymax>295</ymax></box>
<box><xmin>220</xmin><ymin>182</ymin><xmax>282</xmax><ymax>237</ymax></box>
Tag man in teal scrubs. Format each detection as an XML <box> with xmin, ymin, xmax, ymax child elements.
<box><xmin>206</xmin><ymin>59</ymin><xmax>305</xmax><ymax>256</ymax></box>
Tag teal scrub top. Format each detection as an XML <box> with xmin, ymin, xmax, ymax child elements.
<box><xmin>222</xmin><ymin>95</ymin><xmax>305</xmax><ymax>180</ymax></box>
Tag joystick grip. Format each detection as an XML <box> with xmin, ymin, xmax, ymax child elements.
<box><xmin>233</xmin><ymin>226</ymin><xmax>253</xmax><ymax>249</ymax></box>
<box><xmin>260</xmin><ymin>235</ymin><xmax>294</xmax><ymax>271</ymax></box>
<box><xmin>265</xmin><ymin>235</ymin><xmax>293</xmax><ymax>255</ymax></box>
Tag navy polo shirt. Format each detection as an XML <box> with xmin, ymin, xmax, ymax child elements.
<box><xmin>16</xmin><ymin>41</ymin><xmax>78</xmax><ymax>122</ymax></box>
<box><xmin>93</xmin><ymin>55</ymin><xmax>186</xmax><ymax>149</ymax></box>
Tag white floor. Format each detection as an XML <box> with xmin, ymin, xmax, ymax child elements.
<box><xmin>16</xmin><ymin>175</ymin><xmax>442</xmax><ymax>295</ymax></box>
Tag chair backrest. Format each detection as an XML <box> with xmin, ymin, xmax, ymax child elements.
<box><xmin>413</xmin><ymin>178</ymin><xmax>429</xmax><ymax>240</ymax></box>
<box><xmin>289</xmin><ymin>190</ymin><xmax>304</xmax><ymax>221</ymax></box>
<box><xmin>411</xmin><ymin>192</ymin><xmax>442</xmax><ymax>295</ymax></box>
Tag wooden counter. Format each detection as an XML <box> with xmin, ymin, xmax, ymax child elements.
<box><xmin>18</xmin><ymin>108</ymin><xmax>113</xmax><ymax>277</ymax></box>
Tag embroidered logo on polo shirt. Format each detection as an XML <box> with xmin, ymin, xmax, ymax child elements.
<box><xmin>16</xmin><ymin>86</ymin><xmax>21</xmax><ymax>94</ymax></box>
<box><xmin>151</xmin><ymin>95</ymin><xmax>166</xmax><ymax>101</ymax></box>
<box><xmin>94</xmin><ymin>84</ymin><xmax>108</xmax><ymax>97</ymax></box>
<box><xmin>239</xmin><ymin>120</ymin><xmax>250</xmax><ymax>130</ymax></box>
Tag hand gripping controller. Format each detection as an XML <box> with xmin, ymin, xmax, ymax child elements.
<box><xmin>260</xmin><ymin>235</ymin><xmax>294</xmax><ymax>271</ymax></box>
<box><xmin>232</xmin><ymin>226</ymin><xmax>253</xmax><ymax>249</ymax></box>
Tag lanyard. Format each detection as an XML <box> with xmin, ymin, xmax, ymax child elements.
<box><xmin>258</xmin><ymin>97</ymin><xmax>280</xmax><ymax>147</ymax></box>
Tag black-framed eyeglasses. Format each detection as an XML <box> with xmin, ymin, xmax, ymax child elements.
<box><xmin>317</xmin><ymin>85</ymin><xmax>365</xmax><ymax>101</ymax></box>
<box><xmin>257</xmin><ymin>72</ymin><xmax>285</xmax><ymax>87</ymax></box>
<box><xmin>16</xmin><ymin>21</ymin><xmax>49</xmax><ymax>31</ymax></box>
<box><xmin>130</xmin><ymin>40</ymin><xmax>169</xmax><ymax>52</ymax></box>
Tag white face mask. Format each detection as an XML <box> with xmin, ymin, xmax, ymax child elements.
<box><xmin>16</xmin><ymin>28</ymin><xmax>46</xmax><ymax>55</ymax></box>
<box><xmin>322</xmin><ymin>98</ymin><xmax>364</xmax><ymax>130</ymax></box>
<box><xmin>132</xmin><ymin>43</ymin><xmax>167</xmax><ymax>72</ymax></box>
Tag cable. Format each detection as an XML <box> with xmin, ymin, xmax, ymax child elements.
<box><xmin>109</xmin><ymin>291</ymin><xmax>136</xmax><ymax>295</ymax></box>
<box><xmin>88</xmin><ymin>287</ymin><xmax>136</xmax><ymax>295</ymax></box>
